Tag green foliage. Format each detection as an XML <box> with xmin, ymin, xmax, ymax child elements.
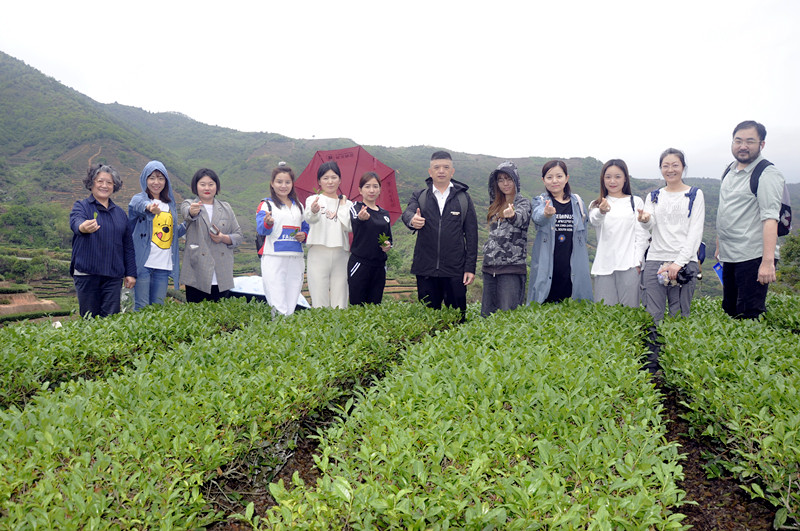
<box><xmin>0</xmin><ymin>299</ymin><xmax>459</xmax><ymax>529</ymax></box>
<box><xmin>778</xmin><ymin>231</ymin><xmax>800</xmax><ymax>293</ymax></box>
<box><xmin>0</xmin><ymin>298</ymin><xmax>275</xmax><ymax>408</ymax></box>
<box><xmin>0</xmin><ymin>203</ymin><xmax>72</xmax><ymax>248</ymax></box>
<box><xmin>659</xmin><ymin>295</ymin><xmax>800</xmax><ymax>528</ymax></box>
<box><xmin>264</xmin><ymin>301</ymin><xmax>688</xmax><ymax>529</ymax></box>
<box><xmin>0</xmin><ymin>284</ymin><xmax>31</xmax><ymax>294</ymax></box>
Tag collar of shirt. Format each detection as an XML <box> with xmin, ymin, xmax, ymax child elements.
<box><xmin>432</xmin><ymin>183</ymin><xmax>454</xmax><ymax>214</ymax></box>
<box><xmin>734</xmin><ymin>154</ymin><xmax>764</xmax><ymax>175</ymax></box>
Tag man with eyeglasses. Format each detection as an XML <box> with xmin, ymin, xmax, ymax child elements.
<box><xmin>716</xmin><ymin>120</ymin><xmax>785</xmax><ymax>319</ymax></box>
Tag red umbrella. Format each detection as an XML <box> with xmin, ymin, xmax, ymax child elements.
<box><xmin>295</xmin><ymin>146</ymin><xmax>402</xmax><ymax>225</ymax></box>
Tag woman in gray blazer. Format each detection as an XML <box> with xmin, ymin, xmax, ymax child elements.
<box><xmin>181</xmin><ymin>168</ymin><xmax>243</xmax><ymax>303</ymax></box>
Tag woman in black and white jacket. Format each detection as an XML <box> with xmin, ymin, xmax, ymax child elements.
<box><xmin>481</xmin><ymin>161</ymin><xmax>532</xmax><ymax>316</ymax></box>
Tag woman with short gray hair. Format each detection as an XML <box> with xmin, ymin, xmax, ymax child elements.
<box><xmin>69</xmin><ymin>163</ymin><xmax>136</xmax><ymax>317</ymax></box>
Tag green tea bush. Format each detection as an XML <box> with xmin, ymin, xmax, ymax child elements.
<box><xmin>0</xmin><ymin>298</ymin><xmax>274</xmax><ymax>408</ymax></box>
<box><xmin>659</xmin><ymin>296</ymin><xmax>800</xmax><ymax>529</ymax></box>
<box><xmin>264</xmin><ymin>301</ymin><xmax>687</xmax><ymax>530</ymax></box>
<box><xmin>0</xmin><ymin>301</ymin><xmax>459</xmax><ymax>528</ymax></box>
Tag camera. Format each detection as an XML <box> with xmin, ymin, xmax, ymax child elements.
<box><xmin>675</xmin><ymin>266</ymin><xmax>694</xmax><ymax>285</ymax></box>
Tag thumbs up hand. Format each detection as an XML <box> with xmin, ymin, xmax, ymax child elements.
<box><xmin>543</xmin><ymin>200</ymin><xmax>556</xmax><ymax>218</ymax></box>
<box><xmin>411</xmin><ymin>207</ymin><xmax>425</xmax><ymax>229</ymax></box>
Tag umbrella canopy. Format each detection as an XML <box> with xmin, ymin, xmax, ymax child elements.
<box><xmin>296</xmin><ymin>146</ymin><xmax>402</xmax><ymax>225</ymax></box>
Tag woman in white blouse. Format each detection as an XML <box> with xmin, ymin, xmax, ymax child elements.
<box><xmin>589</xmin><ymin>159</ymin><xmax>650</xmax><ymax>307</ymax></box>
<box><xmin>304</xmin><ymin>161</ymin><xmax>353</xmax><ymax>308</ymax></box>
<box><xmin>637</xmin><ymin>148</ymin><xmax>705</xmax><ymax>322</ymax></box>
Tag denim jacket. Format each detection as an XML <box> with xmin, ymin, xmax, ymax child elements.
<box><xmin>527</xmin><ymin>193</ymin><xmax>593</xmax><ymax>304</ymax></box>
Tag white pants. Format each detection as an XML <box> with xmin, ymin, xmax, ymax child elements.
<box><xmin>261</xmin><ymin>254</ymin><xmax>305</xmax><ymax>315</ymax></box>
<box><xmin>306</xmin><ymin>246</ymin><xmax>349</xmax><ymax>309</ymax></box>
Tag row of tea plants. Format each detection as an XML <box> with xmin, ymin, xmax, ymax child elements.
<box><xmin>261</xmin><ymin>301</ymin><xmax>688</xmax><ymax>530</ymax></box>
<box><xmin>0</xmin><ymin>300</ymin><xmax>460</xmax><ymax>529</ymax></box>
<box><xmin>660</xmin><ymin>295</ymin><xmax>800</xmax><ymax>529</ymax></box>
<box><xmin>0</xmin><ymin>298</ymin><xmax>276</xmax><ymax>408</ymax></box>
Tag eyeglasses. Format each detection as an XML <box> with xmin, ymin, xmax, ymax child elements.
<box><xmin>660</xmin><ymin>163</ymin><xmax>682</xmax><ymax>170</ymax></box>
<box><xmin>732</xmin><ymin>139</ymin><xmax>761</xmax><ymax>147</ymax></box>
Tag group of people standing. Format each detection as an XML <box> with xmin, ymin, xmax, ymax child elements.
<box><xmin>255</xmin><ymin>161</ymin><xmax>393</xmax><ymax>315</ymax></box>
<box><xmin>401</xmin><ymin>120</ymin><xmax>786</xmax><ymax>326</ymax></box>
<box><xmin>69</xmin><ymin>120</ymin><xmax>786</xmax><ymax>326</ymax></box>
<box><xmin>69</xmin><ymin>159</ymin><xmax>392</xmax><ymax>317</ymax></box>
<box><xmin>70</xmin><ymin>164</ymin><xmax>244</xmax><ymax>316</ymax></box>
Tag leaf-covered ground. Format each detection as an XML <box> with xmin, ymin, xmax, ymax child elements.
<box><xmin>208</xmin><ymin>384</ymin><xmax>777</xmax><ymax>530</ymax></box>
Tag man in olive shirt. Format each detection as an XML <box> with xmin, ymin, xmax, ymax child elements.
<box><xmin>716</xmin><ymin>120</ymin><xmax>785</xmax><ymax>319</ymax></box>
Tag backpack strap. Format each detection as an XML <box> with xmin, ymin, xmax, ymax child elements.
<box><xmin>629</xmin><ymin>195</ymin><xmax>635</xmax><ymax>212</ymax></box>
<box><xmin>720</xmin><ymin>162</ymin><xmax>735</xmax><ymax>181</ymax></box>
<box><xmin>650</xmin><ymin>189</ymin><xmax>660</xmax><ymax>204</ymax></box>
<box><xmin>685</xmin><ymin>187</ymin><xmax>698</xmax><ymax>217</ymax></box>
<box><xmin>418</xmin><ymin>188</ymin><xmax>428</xmax><ymax>211</ymax></box>
<box><xmin>749</xmin><ymin>159</ymin><xmax>774</xmax><ymax>196</ymax></box>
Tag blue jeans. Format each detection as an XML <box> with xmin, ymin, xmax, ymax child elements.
<box><xmin>134</xmin><ymin>267</ymin><xmax>170</xmax><ymax>310</ymax></box>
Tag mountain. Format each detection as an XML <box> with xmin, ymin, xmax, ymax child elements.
<box><xmin>0</xmin><ymin>49</ymin><xmax>796</xmax><ymax>290</ymax></box>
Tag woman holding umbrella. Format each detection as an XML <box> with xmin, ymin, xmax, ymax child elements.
<box><xmin>304</xmin><ymin>161</ymin><xmax>353</xmax><ymax>308</ymax></box>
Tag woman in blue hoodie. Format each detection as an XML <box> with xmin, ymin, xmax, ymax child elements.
<box><xmin>128</xmin><ymin>161</ymin><xmax>185</xmax><ymax>310</ymax></box>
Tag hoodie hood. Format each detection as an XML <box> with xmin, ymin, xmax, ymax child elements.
<box><xmin>138</xmin><ymin>160</ymin><xmax>175</xmax><ymax>204</ymax></box>
<box><xmin>488</xmin><ymin>161</ymin><xmax>520</xmax><ymax>202</ymax></box>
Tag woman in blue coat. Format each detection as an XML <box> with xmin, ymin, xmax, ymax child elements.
<box><xmin>527</xmin><ymin>160</ymin><xmax>592</xmax><ymax>304</ymax></box>
<box><xmin>128</xmin><ymin>160</ymin><xmax>185</xmax><ymax>310</ymax></box>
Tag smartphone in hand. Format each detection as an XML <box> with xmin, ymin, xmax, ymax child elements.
<box><xmin>209</xmin><ymin>224</ymin><xmax>220</xmax><ymax>235</ymax></box>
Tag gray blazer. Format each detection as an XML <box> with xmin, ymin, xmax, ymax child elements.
<box><xmin>180</xmin><ymin>198</ymin><xmax>243</xmax><ymax>294</ymax></box>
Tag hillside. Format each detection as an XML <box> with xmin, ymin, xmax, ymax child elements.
<box><xmin>1</xmin><ymin>49</ymin><xmax>797</xmax><ymax>297</ymax></box>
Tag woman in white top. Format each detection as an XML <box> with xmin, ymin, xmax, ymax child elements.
<box><xmin>589</xmin><ymin>159</ymin><xmax>650</xmax><ymax>307</ymax></box>
<box><xmin>304</xmin><ymin>161</ymin><xmax>353</xmax><ymax>308</ymax></box>
<box><xmin>638</xmin><ymin>148</ymin><xmax>705</xmax><ymax>322</ymax></box>
<box><xmin>256</xmin><ymin>165</ymin><xmax>309</xmax><ymax>316</ymax></box>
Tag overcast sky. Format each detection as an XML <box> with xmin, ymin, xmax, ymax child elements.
<box><xmin>2</xmin><ymin>0</ymin><xmax>799</xmax><ymax>182</ymax></box>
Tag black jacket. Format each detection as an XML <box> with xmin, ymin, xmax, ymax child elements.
<box><xmin>401</xmin><ymin>178</ymin><xmax>478</xmax><ymax>277</ymax></box>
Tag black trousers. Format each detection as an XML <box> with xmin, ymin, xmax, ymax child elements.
<box><xmin>185</xmin><ymin>284</ymin><xmax>230</xmax><ymax>304</ymax></box>
<box><xmin>74</xmin><ymin>274</ymin><xmax>122</xmax><ymax>317</ymax></box>
<box><xmin>348</xmin><ymin>256</ymin><xmax>386</xmax><ymax>305</ymax></box>
<box><xmin>416</xmin><ymin>275</ymin><xmax>467</xmax><ymax>321</ymax></box>
<box><xmin>721</xmin><ymin>257</ymin><xmax>774</xmax><ymax>319</ymax></box>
